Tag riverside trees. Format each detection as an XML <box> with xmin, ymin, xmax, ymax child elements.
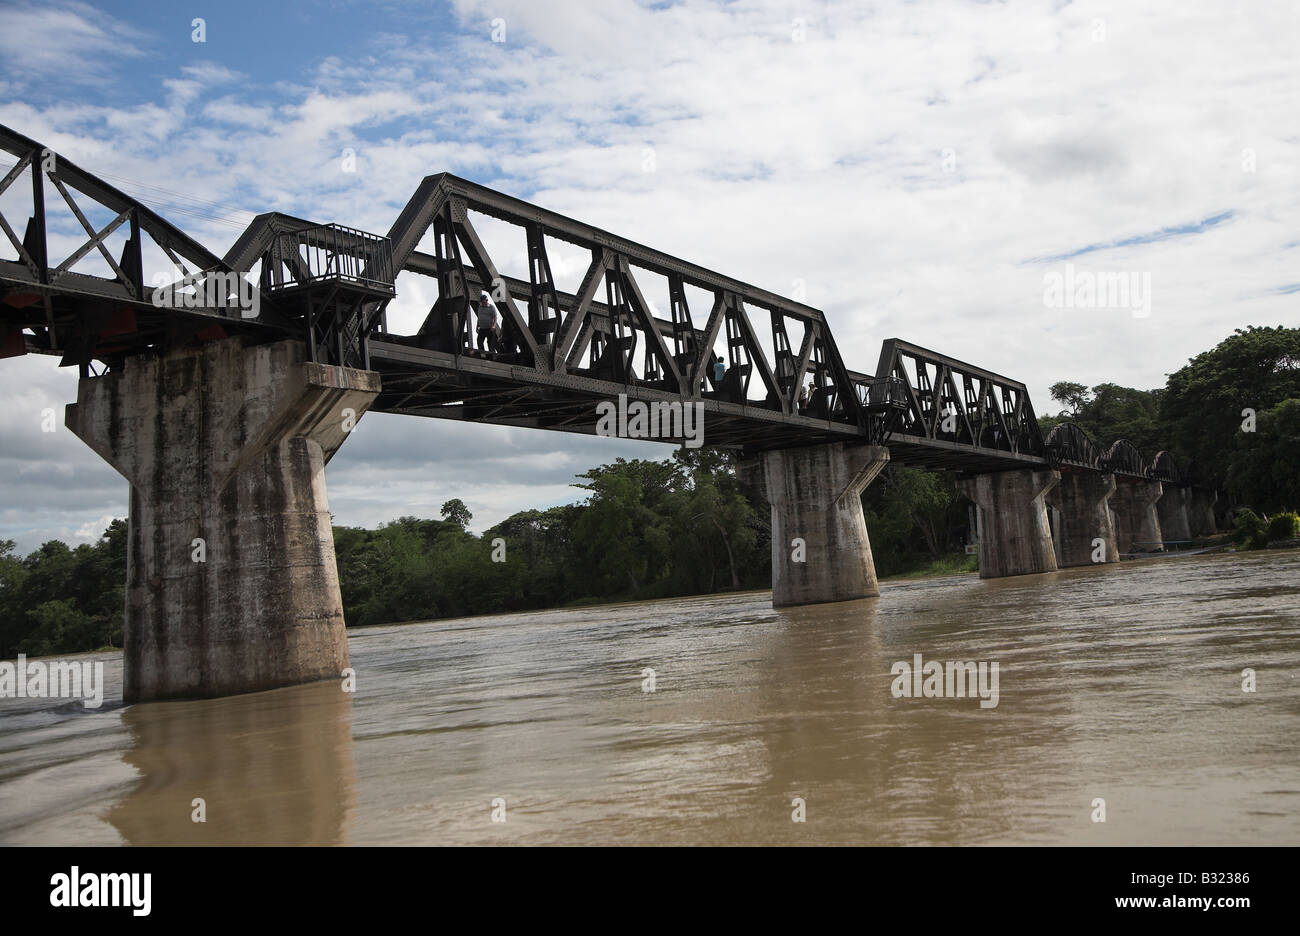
<box><xmin>1045</xmin><ymin>325</ymin><xmax>1300</xmax><ymax>514</ymax></box>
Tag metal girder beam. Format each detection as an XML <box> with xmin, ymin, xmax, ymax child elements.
<box><xmin>690</xmin><ymin>293</ymin><xmax>727</xmax><ymax>390</ymax></box>
<box><xmin>47</xmin><ymin>175</ymin><xmax>131</xmax><ymax>293</ymax></box>
<box><xmin>386</xmin><ymin>173</ymin><xmax>829</xmax><ymax>326</ymax></box>
<box><xmin>385</xmin><ymin>174</ymin><xmax>451</xmax><ymax>272</ymax></box>
<box><xmin>731</xmin><ymin>297</ymin><xmax>785</xmax><ymax>411</ymax></box>
<box><xmin>0</xmin><ymin>123</ymin><xmax>226</xmax><ymax>276</ymax></box>
<box><xmin>874</xmin><ymin>336</ymin><xmax>1042</xmax><ymax>458</ymax></box>
<box><xmin>553</xmin><ymin>248</ymin><xmax>606</xmax><ymax>372</ymax></box>
<box><xmin>451</xmin><ymin>204</ymin><xmax>544</xmax><ymax>369</ymax></box>
<box><xmin>615</xmin><ymin>255</ymin><xmax>682</xmax><ymax>392</ymax></box>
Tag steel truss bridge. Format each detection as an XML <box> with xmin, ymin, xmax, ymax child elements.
<box><xmin>0</xmin><ymin>123</ymin><xmax>1197</xmax><ymax>482</ymax></box>
<box><xmin>1042</xmin><ymin>422</ymin><xmax>1207</xmax><ymax>488</ymax></box>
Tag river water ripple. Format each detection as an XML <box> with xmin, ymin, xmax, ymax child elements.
<box><xmin>1</xmin><ymin>549</ymin><xmax>1297</xmax><ymax>845</ymax></box>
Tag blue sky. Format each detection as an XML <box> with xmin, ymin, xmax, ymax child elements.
<box><xmin>0</xmin><ymin>0</ymin><xmax>1297</xmax><ymax>553</ymax></box>
<box><xmin>1030</xmin><ymin>212</ymin><xmax>1238</xmax><ymax>264</ymax></box>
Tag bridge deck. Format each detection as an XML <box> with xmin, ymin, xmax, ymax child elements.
<box><xmin>368</xmin><ymin>340</ymin><xmax>1049</xmax><ymax>473</ymax></box>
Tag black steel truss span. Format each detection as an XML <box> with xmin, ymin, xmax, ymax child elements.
<box><xmin>2</xmin><ymin>124</ymin><xmax>1078</xmax><ymax>471</ymax></box>
<box><xmin>0</xmin><ymin>124</ymin><xmax>302</xmax><ymax>373</ymax></box>
<box><xmin>1149</xmin><ymin>450</ymin><xmax>1182</xmax><ymax>484</ymax></box>
<box><xmin>0</xmin><ymin>125</ymin><xmax>400</xmax><ymax>373</ymax></box>
<box><xmin>377</xmin><ymin>173</ymin><xmax>868</xmax><ymax>415</ymax></box>
<box><xmin>363</xmin><ymin>173</ymin><xmax>1051</xmax><ymax>467</ymax></box>
<box><xmin>870</xmin><ymin>338</ymin><xmax>1046</xmax><ymax>470</ymax></box>
<box><xmin>1042</xmin><ymin>421</ymin><xmax>1198</xmax><ymax>487</ymax></box>
<box><xmin>1044</xmin><ymin>421</ymin><xmax>1101</xmax><ymax>469</ymax></box>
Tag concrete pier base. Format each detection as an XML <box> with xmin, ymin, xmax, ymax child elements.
<box><xmin>1045</xmin><ymin>471</ymin><xmax>1119</xmax><ymax>567</ymax></box>
<box><xmin>1110</xmin><ymin>479</ymin><xmax>1164</xmax><ymax>554</ymax></box>
<box><xmin>1188</xmin><ymin>488</ymin><xmax>1218</xmax><ymax>537</ymax></box>
<box><xmin>67</xmin><ymin>337</ymin><xmax>380</xmax><ymax>703</ymax></box>
<box><xmin>958</xmin><ymin>469</ymin><xmax>1060</xmax><ymax>578</ymax></box>
<box><xmin>1156</xmin><ymin>486</ymin><xmax>1192</xmax><ymax>544</ymax></box>
<box><xmin>738</xmin><ymin>442</ymin><xmax>889</xmax><ymax>607</ymax></box>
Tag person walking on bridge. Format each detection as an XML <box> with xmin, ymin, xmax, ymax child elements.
<box><xmin>474</xmin><ymin>292</ymin><xmax>499</xmax><ymax>354</ymax></box>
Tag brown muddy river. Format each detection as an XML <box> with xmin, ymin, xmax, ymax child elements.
<box><xmin>2</xmin><ymin>549</ymin><xmax>1298</xmax><ymax>846</ymax></box>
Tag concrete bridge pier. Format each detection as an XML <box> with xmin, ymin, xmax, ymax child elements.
<box><xmin>1110</xmin><ymin>479</ymin><xmax>1164</xmax><ymax>554</ymax></box>
<box><xmin>738</xmin><ymin>442</ymin><xmax>889</xmax><ymax>607</ymax></box>
<box><xmin>958</xmin><ymin>469</ymin><xmax>1060</xmax><ymax>578</ymax></box>
<box><xmin>1045</xmin><ymin>471</ymin><xmax>1119</xmax><ymax>567</ymax></box>
<box><xmin>67</xmin><ymin>336</ymin><xmax>381</xmax><ymax>703</ymax></box>
<box><xmin>1156</xmin><ymin>486</ymin><xmax>1192</xmax><ymax>544</ymax></box>
<box><xmin>1188</xmin><ymin>488</ymin><xmax>1218</xmax><ymax>537</ymax></box>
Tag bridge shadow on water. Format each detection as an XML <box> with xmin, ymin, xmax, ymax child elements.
<box><xmin>106</xmin><ymin>680</ymin><xmax>357</xmax><ymax>846</ymax></box>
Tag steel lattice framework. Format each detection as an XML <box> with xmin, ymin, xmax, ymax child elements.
<box><xmin>1099</xmin><ymin>439</ymin><xmax>1149</xmax><ymax>478</ymax></box>
<box><xmin>1044</xmin><ymin>421</ymin><xmax>1101</xmax><ymax>469</ymax></box>
<box><xmin>871</xmin><ymin>338</ymin><xmax>1045</xmax><ymax>469</ymax></box>
<box><xmin>0</xmin><ymin>123</ymin><xmax>1200</xmax><ymax>479</ymax></box>
<box><xmin>1044</xmin><ymin>421</ymin><xmax>1207</xmax><ymax>488</ymax></box>
<box><xmin>0</xmin><ymin>124</ymin><xmax>296</xmax><ymax>373</ymax></box>
<box><xmin>366</xmin><ymin>173</ymin><xmax>898</xmax><ymax>450</ymax></box>
<box><xmin>356</xmin><ymin>173</ymin><xmax>1047</xmax><ymax>466</ymax></box>
<box><xmin>1149</xmin><ymin>450</ymin><xmax>1184</xmax><ymax>484</ymax></box>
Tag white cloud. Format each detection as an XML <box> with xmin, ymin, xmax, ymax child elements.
<box><xmin>0</xmin><ymin>0</ymin><xmax>148</xmax><ymax>86</ymax></box>
<box><xmin>74</xmin><ymin>514</ymin><xmax>119</xmax><ymax>540</ymax></box>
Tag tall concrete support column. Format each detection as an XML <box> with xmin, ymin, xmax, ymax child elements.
<box><xmin>67</xmin><ymin>337</ymin><xmax>381</xmax><ymax>703</ymax></box>
<box><xmin>738</xmin><ymin>443</ymin><xmax>889</xmax><ymax>607</ymax></box>
<box><xmin>1110</xmin><ymin>480</ymin><xmax>1164</xmax><ymax>554</ymax></box>
<box><xmin>1156</xmin><ymin>485</ymin><xmax>1192</xmax><ymax>545</ymax></box>
<box><xmin>1044</xmin><ymin>471</ymin><xmax>1118</xmax><ymax>567</ymax></box>
<box><xmin>1188</xmin><ymin>489</ymin><xmax>1218</xmax><ymax>537</ymax></box>
<box><xmin>958</xmin><ymin>469</ymin><xmax>1060</xmax><ymax>578</ymax></box>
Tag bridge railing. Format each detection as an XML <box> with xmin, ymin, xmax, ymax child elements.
<box><xmin>262</xmin><ymin>223</ymin><xmax>395</xmax><ymax>296</ymax></box>
<box><xmin>848</xmin><ymin>374</ymin><xmax>910</xmax><ymax>443</ymax></box>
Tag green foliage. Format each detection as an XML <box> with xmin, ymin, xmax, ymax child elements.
<box><xmin>439</xmin><ymin>498</ymin><xmax>472</xmax><ymax>528</ymax></box>
<box><xmin>333</xmin><ymin>515</ymin><xmax>472</xmax><ymax>626</ymax></box>
<box><xmin>1045</xmin><ymin>326</ymin><xmax>1298</xmax><ymax>514</ymax></box>
<box><xmin>1037</xmin><ymin>414</ymin><xmax>1064</xmax><ymax>434</ymax></box>
<box><xmin>17</xmin><ymin>599</ymin><xmax>97</xmax><ymax>656</ymax></box>
<box><xmin>863</xmin><ymin>466</ymin><xmax>971</xmax><ymax>576</ymax></box>
<box><xmin>1049</xmin><ymin>381</ymin><xmax>1090</xmax><ymax>417</ymax></box>
<box><xmin>1227</xmin><ymin>398</ymin><xmax>1300</xmax><ymax>513</ymax></box>
<box><xmin>1232</xmin><ymin>509</ymin><xmax>1269</xmax><ymax>550</ymax></box>
<box><xmin>1073</xmin><ymin>383</ymin><xmax>1164</xmax><ymax>454</ymax></box>
<box><xmin>1266</xmin><ymin>511</ymin><xmax>1299</xmax><ymax>543</ymax></box>
<box><xmin>0</xmin><ymin>522</ymin><xmax>125</xmax><ymax>658</ymax></box>
<box><xmin>1044</xmin><ymin>379</ymin><xmax>1164</xmax><ymax>454</ymax></box>
<box><xmin>331</xmin><ymin>452</ymin><xmax>771</xmax><ymax>626</ymax></box>
<box><xmin>1163</xmin><ymin>325</ymin><xmax>1300</xmax><ymax>487</ymax></box>
<box><xmin>889</xmin><ymin>552</ymin><xmax>978</xmax><ymax>578</ymax></box>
